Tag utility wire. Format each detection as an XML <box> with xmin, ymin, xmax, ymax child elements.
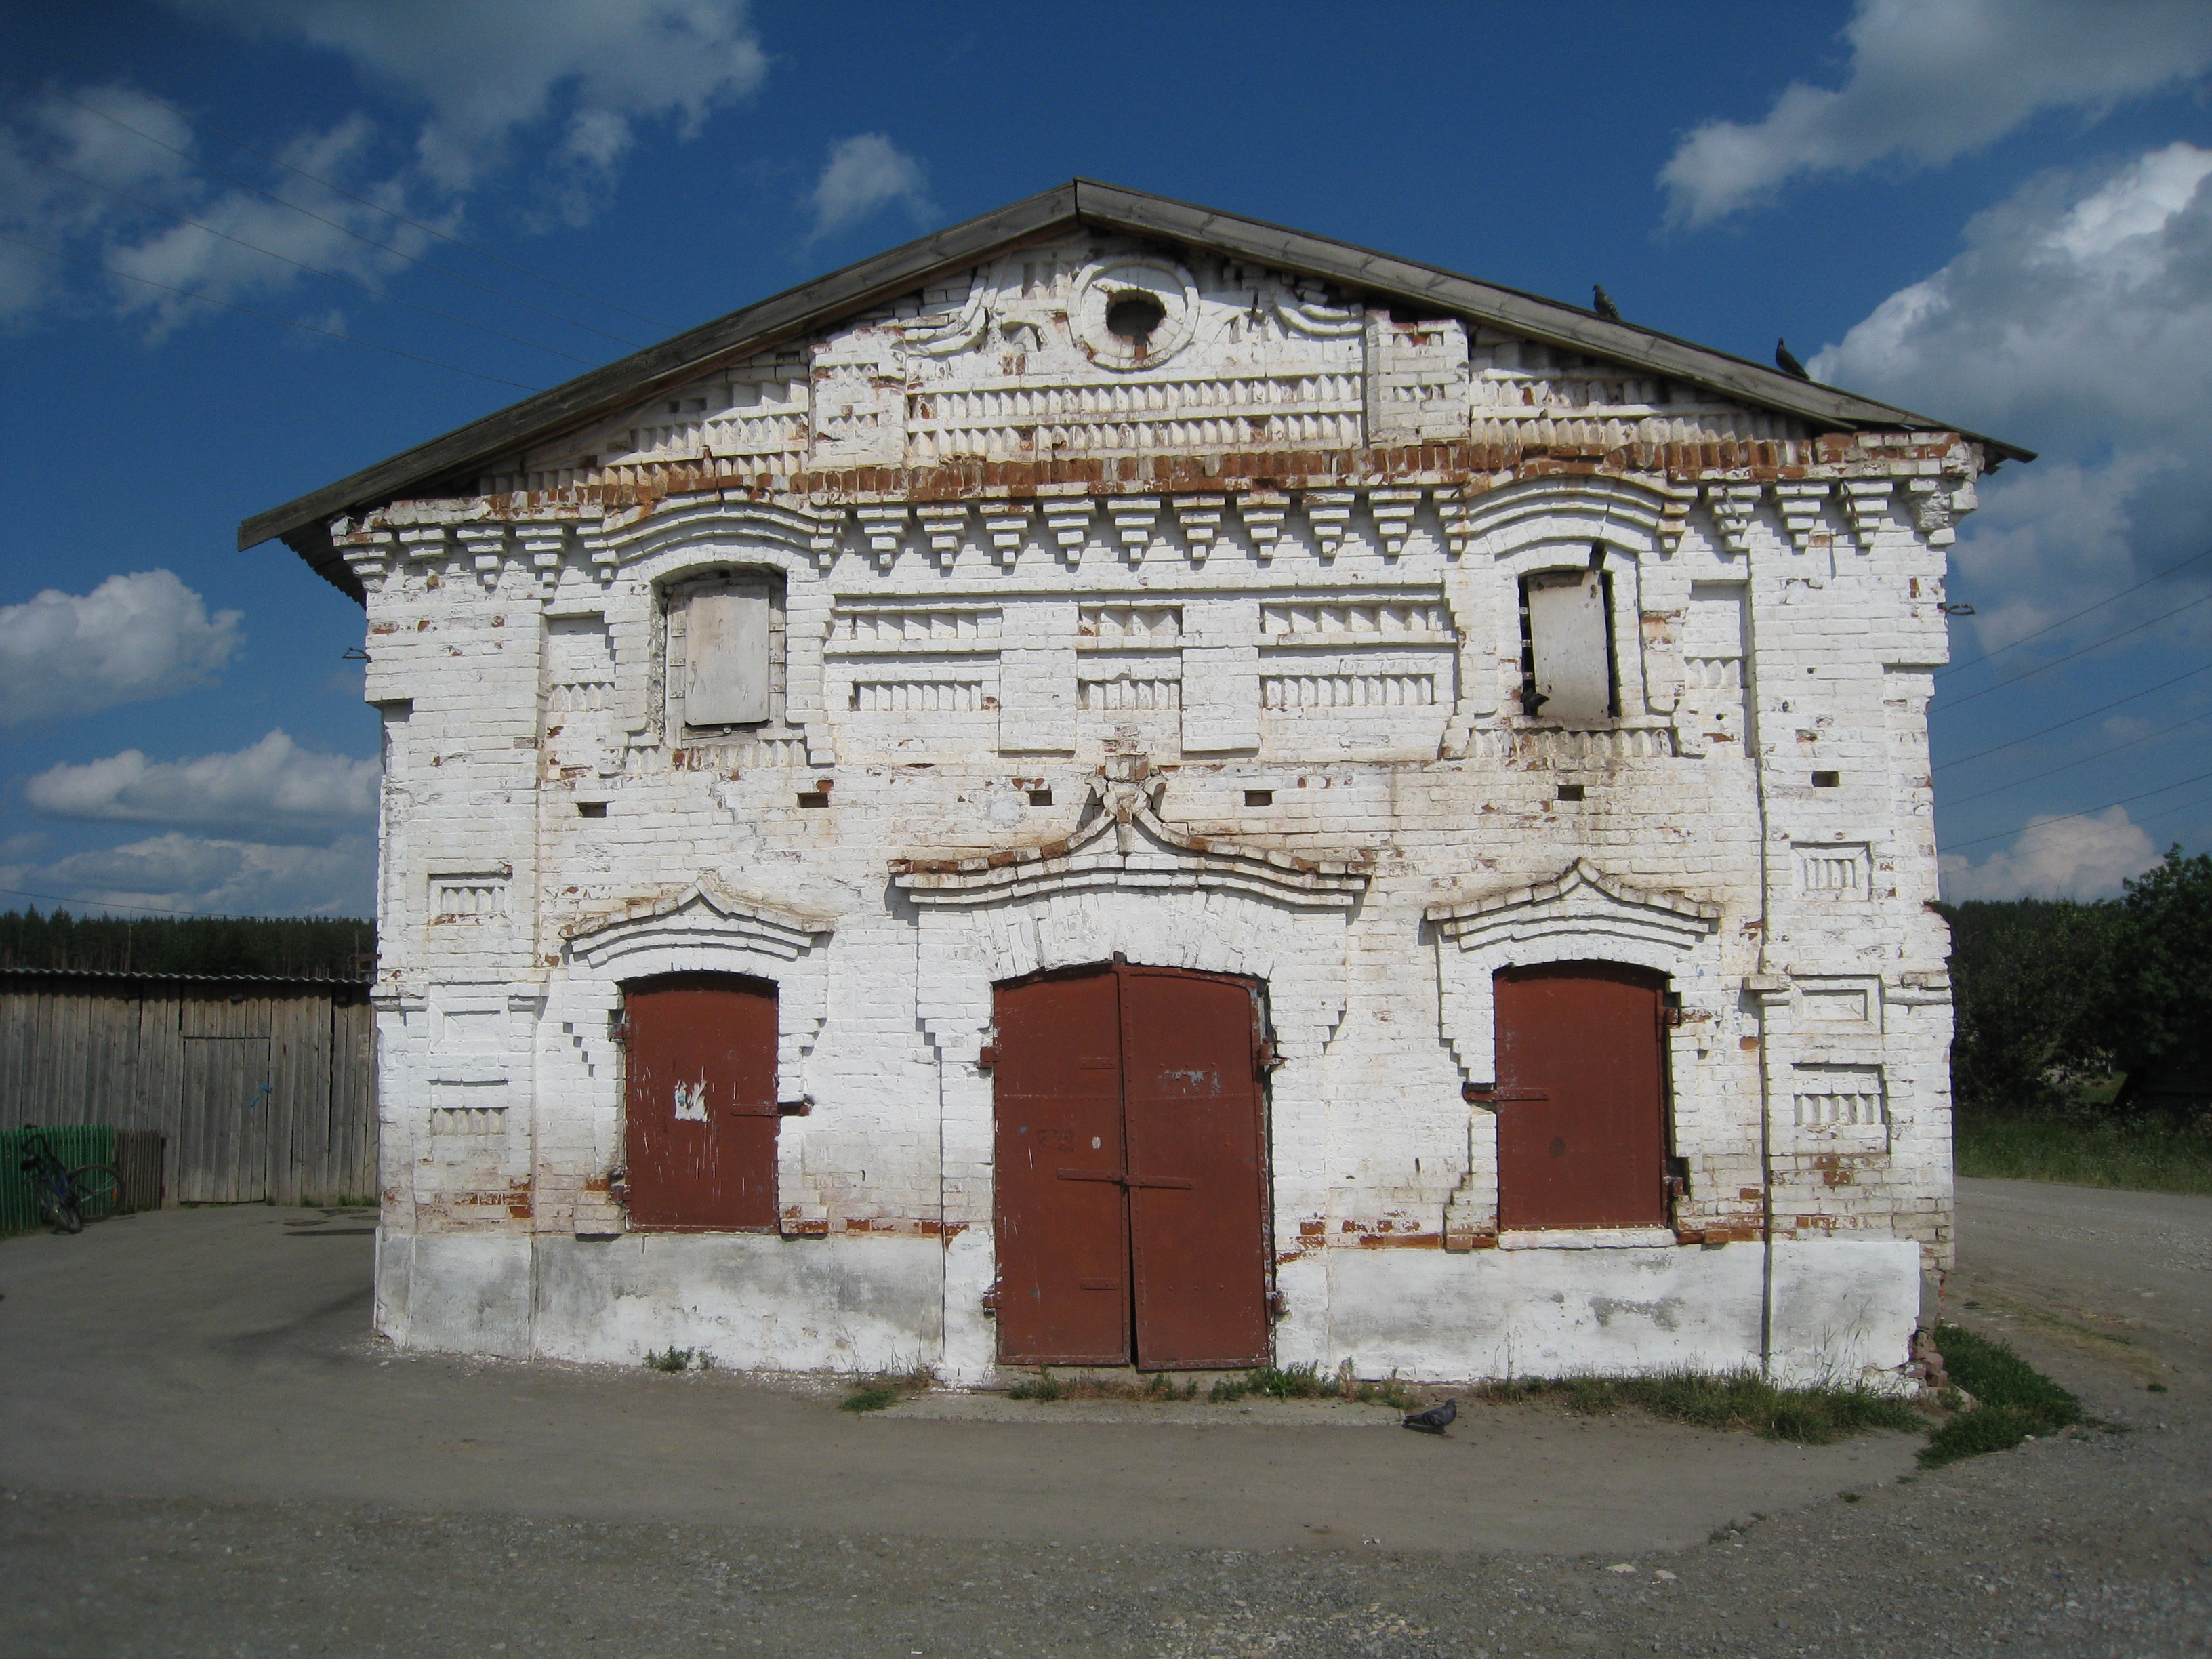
<box><xmin>0</xmin><ymin>884</ymin><xmax>341</xmax><ymax>920</ymax></box>
<box><xmin>1936</xmin><ymin>588</ymin><xmax>2212</xmax><ymax>712</ymax></box>
<box><xmin>54</xmin><ymin>91</ymin><xmax>648</xmax><ymax>350</ymax></box>
<box><xmin>176</xmin><ymin>102</ymin><xmax>680</xmax><ymax>332</ymax></box>
<box><xmin>1940</xmin><ymin>768</ymin><xmax>2212</xmax><ymax>854</ymax></box>
<box><xmin>1</xmin><ymin>234</ymin><xmax>546</xmax><ymax>392</ymax></box>
<box><xmin>1936</xmin><ymin>661</ymin><xmax>2212</xmax><ymax>770</ymax></box>
<box><xmin>36</xmin><ymin>157</ymin><xmax>597</xmax><ymax>366</ymax></box>
<box><xmin>1936</xmin><ymin>545</ymin><xmax>2212</xmax><ymax>680</ymax></box>
<box><xmin>1941</xmin><ymin>712</ymin><xmax>2209</xmax><ymax>808</ymax></box>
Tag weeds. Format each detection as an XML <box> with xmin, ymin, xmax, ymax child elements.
<box><xmin>840</xmin><ymin>1363</ymin><xmax>938</xmax><ymax>1413</ymax></box>
<box><xmin>1955</xmin><ymin>1113</ymin><xmax>2212</xmax><ymax>1197</ymax></box>
<box><xmin>1921</xmin><ymin>1324</ymin><xmax>2081</xmax><ymax>1466</ymax></box>
<box><xmin>642</xmin><ymin>1345</ymin><xmax>698</xmax><ymax>1373</ymax></box>
<box><xmin>1473</xmin><ymin>1370</ymin><xmax>1924</xmax><ymax>1446</ymax></box>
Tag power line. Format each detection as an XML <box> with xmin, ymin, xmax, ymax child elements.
<box><xmin>53</xmin><ymin>89</ymin><xmax>649</xmax><ymax>350</ymax></box>
<box><xmin>1</xmin><ymin>234</ymin><xmax>546</xmax><ymax>391</ymax></box>
<box><xmin>1937</xmin><ymin>588</ymin><xmax>2212</xmax><ymax>712</ymax></box>
<box><xmin>178</xmin><ymin>104</ymin><xmax>680</xmax><ymax>332</ymax></box>
<box><xmin>1936</xmin><ymin>545</ymin><xmax>2212</xmax><ymax>680</ymax></box>
<box><xmin>1936</xmin><ymin>661</ymin><xmax>2212</xmax><ymax>770</ymax></box>
<box><xmin>0</xmin><ymin>884</ymin><xmax>314</xmax><ymax>920</ymax></box>
<box><xmin>1940</xmin><ymin>767</ymin><xmax>2212</xmax><ymax>855</ymax></box>
<box><xmin>36</xmin><ymin>156</ymin><xmax>597</xmax><ymax>366</ymax></box>
<box><xmin>1941</xmin><ymin>712</ymin><xmax>2209</xmax><ymax>808</ymax></box>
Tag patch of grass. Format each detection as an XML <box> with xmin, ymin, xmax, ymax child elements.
<box><xmin>1007</xmin><ymin>1368</ymin><xmax>1065</xmax><ymax>1401</ymax></box>
<box><xmin>1920</xmin><ymin>1323</ymin><xmax>2081</xmax><ymax>1466</ymax></box>
<box><xmin>1956</xmin><ymin>1113</ymin><xmax>2212</xmax><ymax>1197</ymax></box>
<box><xmin>642</xmin><ymin>1345</ymin><xmax>697</xmax><ymax>1373</ymax></box>
<box><xmin>839</xmin><ymin>1362</ymin><xmax>937</xmax><ymax>1413</ymax></box>
<box><xmin>1475</xmin><ymin>1370</ymin><xmax>1925</xmax><ymax>1446</ymax></box>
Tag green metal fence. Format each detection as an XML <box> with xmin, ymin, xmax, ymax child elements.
<box><xmin>1</xmin><ymin>1124</ymin><xmax>118</xmax><ymax>1235</ymax></box>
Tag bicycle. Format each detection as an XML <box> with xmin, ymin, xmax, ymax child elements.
<box><xmin>16</xmin><ymin>1127</ymin><xmax>123</xmax><ymax>1235</ymax></box>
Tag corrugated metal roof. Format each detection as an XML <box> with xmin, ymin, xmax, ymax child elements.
<box><xmin>241</xmin><ymin>178</ymin><xmax>2033</xmax><ymax>600</ymax></box>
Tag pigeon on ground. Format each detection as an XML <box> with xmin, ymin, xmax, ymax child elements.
<box><xmin>1403</xmin><ymin>1397</ymin><xmax>1458</xmax><ymax>1435</ymax></box>
<box><xmin>1592</xmin><ymin>285</ymin><xmax>1621</xmax><ymax>323</ymax></box>
<box><xmin>1774</xmin><ymin>337</ymin><xmax>1811</xmax><ymax>380</ymax></box>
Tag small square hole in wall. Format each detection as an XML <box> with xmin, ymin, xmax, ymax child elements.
<box><xmin>1811</xmin><ymin>771</ymin><xmax>1841</xmax><ymax>789</ymax></box>
<box><xmin>797</xmin><ymin>791</ymin><xmax>831</xmax><ymax>808</ymax></box>
<box><xmin>1028</xmin><ymin>789</ymin><xmax>1053</xmax><ymax>807</ymax></box>
<box><xmin>1244</xmin><ymin>789</ymin><xmax>1273</xmax><ymax>807</ymax></box>
<box><xmin>575</xmin><ymin>801</ymin><xmax>607</xmax><ymax>819</ymax></box>
<box><xmin>1556</xmin><ymin>784</ymin><xmax>1586</xmax><ymax>802</ymax></box>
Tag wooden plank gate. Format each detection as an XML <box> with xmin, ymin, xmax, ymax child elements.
<box><xmin>0</xmin><ymin>969</ymin><xmax>376</xmax><ymax>1207</ymax></box>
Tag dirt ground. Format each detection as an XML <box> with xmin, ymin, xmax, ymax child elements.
<box><xmin>3</xmin><ymin>1178</ymin><xmax>2207</xmax><ymax>1657</ymax></box>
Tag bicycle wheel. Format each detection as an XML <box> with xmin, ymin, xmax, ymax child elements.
<box><xmin>38</xmin><ymin>1189</ymin><xmax>82</xmax><ymax>1233</ymax></box>
<box><xmin>68</xmin><ymin>1163</ymin><xmax>123</xmax><ymax>1220</ymax></box>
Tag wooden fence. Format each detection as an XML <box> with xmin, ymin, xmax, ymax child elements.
<box><xmin>0</xmin><ymin>970</ymin><xmax>376</xmax><ymax>1206</ymax></box>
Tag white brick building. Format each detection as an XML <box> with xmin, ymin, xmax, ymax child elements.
<box><xmin>244</xmin><ymin>184</ymin><xmax>2024</xmax><ymax>1387</ymax></box>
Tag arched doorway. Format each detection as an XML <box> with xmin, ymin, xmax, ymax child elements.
<box><xmin>990</xmin><ymin>963</ymin><xmax>1271</xmax><ymax>1370</ymax></box>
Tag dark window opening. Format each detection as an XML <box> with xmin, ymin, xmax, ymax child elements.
<box><xmin>1244</xmin><ymin>789</ymin><xmax>1274</xmax><ymax>807</ymax></box>
<box><xmin>1555</xmin><ymin>784</ymin><xmax>1585</xmax><ymax>803</ymax></box>
<box><xmin>1811</xmin><ymin>771</ymin><xmax>1841</xmax><ymax>789</ymax></box>
<box><xmin>797</xmin><ymin>791</ymin><xmax>830</xmax><ymax>808</ymax></box>
<box><xmin>1028</xmin><ymin>789</ymin><xmax>1054</xmax><ymax>807</ymax></box>
<box><xmin>577</xmin><ymin>801</ymin><xmax>607</xmax><ymax>818</ymax></box>
<box><xmin>1105</xmin><ymin>291</ymin><xmax>1166</xmax><ymax>344</ymax></box>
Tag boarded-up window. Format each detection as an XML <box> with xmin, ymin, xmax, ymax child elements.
<box><xmin>667</xmin><ymin>571</ymin><xmax>783</xmax><ymax>732</ymax></box>
<box><xmin>1521</xmin><ymin>567</ymin><xmax>1614</xmax><ymax>722</ymax></box>
<box><xmin>1493</xmin><ymin>962</ymin><xmax>1668</xmax><ymax>1230</ymax></box>
<box><xmin>621</xmin><ymin>972</ymin><xmax>779</xmax><ymax>1231</ymax></box>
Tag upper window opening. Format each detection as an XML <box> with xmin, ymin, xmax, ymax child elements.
<box><xmin>1105</xmin><ymin>291</ymin><xmax>1166</xmax><ymax>344</ymax></box>
<box><xmin>1519</xmin><ymin>563</ymin><xmax>1617</xmax><ymax>723</ymax></box>
<box><xmin>665</xmin><ymin>568</ymin><xmax>787</xmax><ymax>737</ymax></box>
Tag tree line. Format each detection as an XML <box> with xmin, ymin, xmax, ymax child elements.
<box><xmin>1940</xmin><ymin>848</ymin><xmax>2211</xmax><ymax>1122</ymax></box>
<box><xmin>0</xmin><ymin>909</ymin><xmax>374</xmax><ymax>980</ymax></box>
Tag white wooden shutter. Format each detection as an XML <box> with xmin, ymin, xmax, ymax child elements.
<box><xmin>1526</xmin><ymin>571</ymin><xmax>1611</xmax><ymax>722</ymax></box>
<box><xmin>684</xmin><ymin>591</ymin><xmax>771</xmax><ymax>726</ymax></box>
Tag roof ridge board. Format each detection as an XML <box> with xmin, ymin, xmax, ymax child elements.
<box><xmin>242</xmin><ymin>178</ymin><xmax>2031</xmax><ymax>560</ymax></box>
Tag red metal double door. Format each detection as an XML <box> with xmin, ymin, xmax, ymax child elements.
<box><xmin>993</xmin><ymin>964</ymin><xmax>1271</xmax><ymax>1370</ymax></box>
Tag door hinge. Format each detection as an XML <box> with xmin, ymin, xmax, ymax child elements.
<box><xmin>1254</xmin><ymin>1040</ymin><xmax>1286</xmax><ymax>1077</ymax></box>
<box><xmin>1266</xmin><ymin>1289</ymin><xmax>1288</xmax><ymax>1320</ymax></box>
<box><xmin>976</xmin><ymin>1044</ymin><xmax>998</xmax><ymax>1073</ymax></box>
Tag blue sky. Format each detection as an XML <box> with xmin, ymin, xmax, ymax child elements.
<box><xmin>3</xmin><ymin>0</ymin><xmax>2211</xmax><ymax>918</ymax></box>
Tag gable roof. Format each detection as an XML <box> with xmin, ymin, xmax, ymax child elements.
<box><xmin>241</xmin><ymin>179</ymin><xmax>2032</xmax><ymax>594</ymax></box>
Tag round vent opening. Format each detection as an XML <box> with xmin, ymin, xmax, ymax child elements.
<box><xmin>1105</xmin><ymin>291</ymin><xmax>1166</xmax><ymax>344</ymax></box>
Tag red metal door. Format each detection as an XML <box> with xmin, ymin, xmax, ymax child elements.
<box><xmin>1122</xmin><ymin>968</ymin><xmax>1271</xmax><ymax>1370</ymax></box>
<box><xmin>993</xmin><ymin>970</ymin><xmax>1132</xmax><ymax>1365</ymax></box>
<box><xmin>1494</xmin><ymin>962</ymin><xmax>1668</xmax><ymax>1230</ymax></box>
<box><xmin>991</xmin><ymin>964</ymin><xmax>1269</xmax><ymax>1369</ymax></box>
<box><xmin>623</xmin><ymin>973</ymin><xmax>779</xmax><ymax>1231</ymax></box>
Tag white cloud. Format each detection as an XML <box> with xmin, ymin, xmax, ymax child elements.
<box><xmin>4</xmin><ymin>3</ymin><xmax>764</xmax><ymax>329</ymax></box>
<box><xmin>807</xmin><ymin>134</ymin><xmax>932</xmax><ymax>242</ymax></box>
<box><xmin>1940</xmin><ymin>806</ymin><xmax>2159</xmax><ymax>900</ymax></box>
<box><xmin>167</xmin><ymin>0</ymin><xmax>766</xmax><ymax>193</ymax></box>
<box><xmin>26</xmin><ymin>731</ymin><xmax>378</xmax><ymax>836</ymax></box>
<box><xmin>0</xmin><ymin>832</ymin><xmax>375</xmax><ymax>917</ymax></box>
<box><xmin>1660</xmin><ymin>0</ymin><xmax>2212</xmax><ymax>224</ymax></box>
<box><xmin>0</xmin><ymin>571</ymin><xmax>242</xmax><ymax>726</ymax></box>
<box><xmin>1809</xmin><ymin>142</ymin><xmax>2212</xmax><ymax>652</ymax></box>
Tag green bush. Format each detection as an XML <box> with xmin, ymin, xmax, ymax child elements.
<box><xmin>1479</xmin><ymin>1370</ymin><xmax>1923</xmax><ymax>1445</ymax></box>
<box><xmin>840</xmin><ymin>1382</ymin><xmax>901</xmax><ymax>1413</ymax></box>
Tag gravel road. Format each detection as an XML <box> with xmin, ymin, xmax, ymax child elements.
<box><xmin>3</xmin><ymin>1180</ymin><xmax>2207</xmax><ymax>1657</ymax></box>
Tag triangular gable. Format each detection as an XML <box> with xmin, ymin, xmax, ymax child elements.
<box><xmin>892</xmin><ymin>781</ymin><xmax>1371</xmax><ymax>910</ymax></box>
<box><xmin>243</xmin><ymin>180</ymin><xmax>2029</xmax><ymax>598</ymax></box>
<box><xmin>561</xmin><ymin>873</ymin><xmax>835</xmax><ymax>964</ymax></box>
<box><xmin>1425</xmin><ymin>858</ymin><xmax>1719</xmax><ymax>956</ymax></box>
